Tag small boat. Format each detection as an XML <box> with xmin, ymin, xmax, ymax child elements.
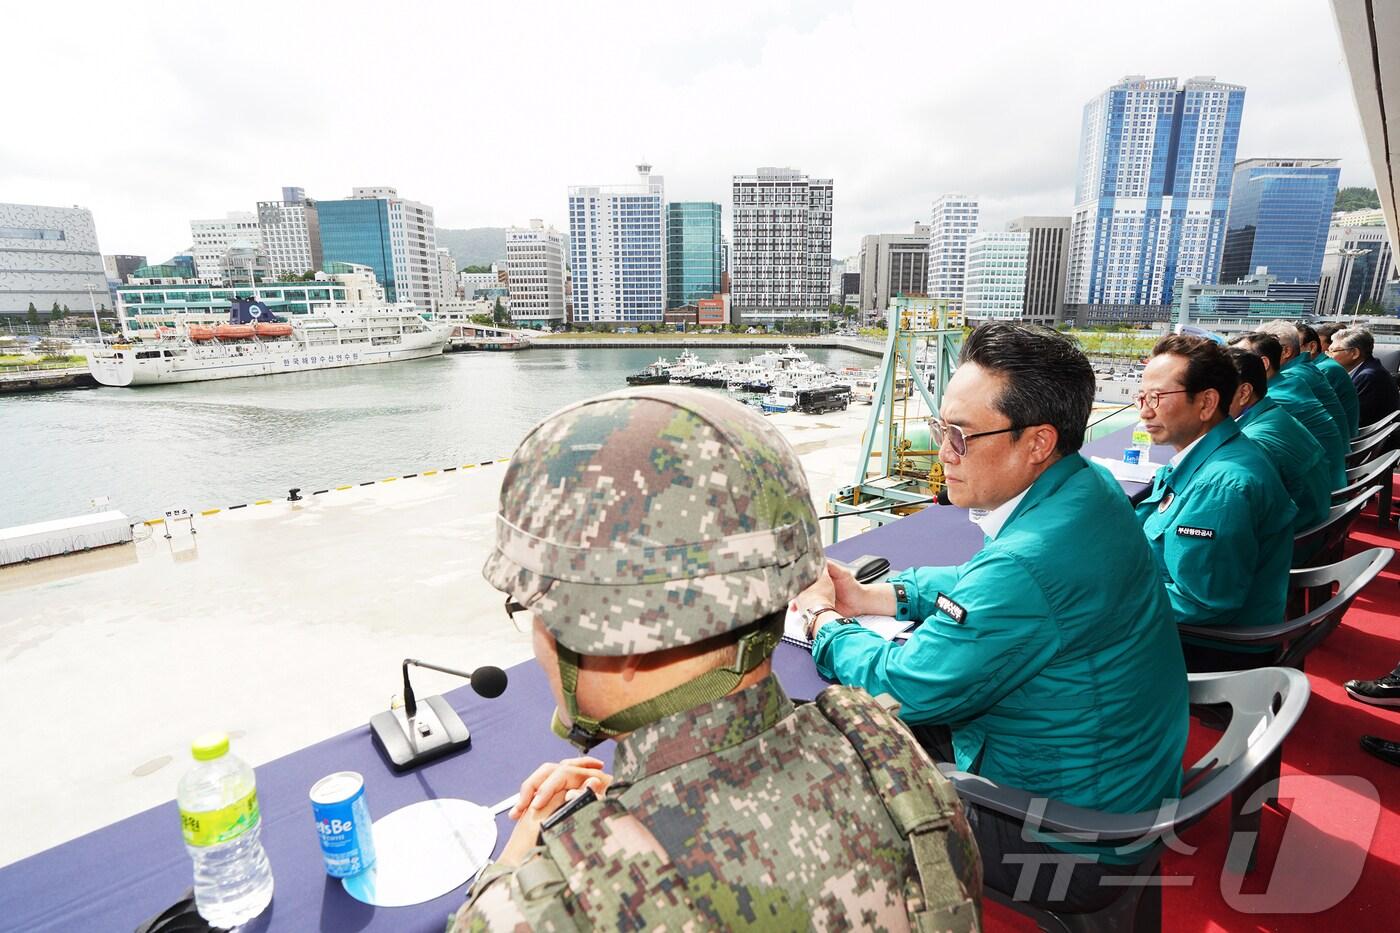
<box><xmin>761</xmin><ymin>386</ymin><xmax>798</xmax><ymax>413</ymax></box>
<box><xmin>254</xmin><ymin>322</ymin><xmax>293</xmax><ymax>337</ymax></box>
<box><xmin>214</xmin><ymin>323</ymin><xmax>255</xmax><ymax>340</ymax></box>
<box><xmin>188</xmin><ymin>325</ymin><xmax>216</xmax><ymax>342</ymax></box>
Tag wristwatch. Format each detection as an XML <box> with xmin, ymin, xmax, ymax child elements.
<box><xmin>801</xmin><ymin>605</ymin><xmax>841</xmax><ymax>641</ymax></box>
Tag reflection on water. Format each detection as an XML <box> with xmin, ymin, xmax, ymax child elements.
<box><xmin>2</xmin><ymin>346</ymin><xmax>873</xmax><ymax>526</ymax></box>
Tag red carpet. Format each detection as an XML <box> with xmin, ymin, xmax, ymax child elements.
<box><xmin>989</xmin><ymin>474</ymin><xmax>1400</xmax><ymax>932</ymax></box>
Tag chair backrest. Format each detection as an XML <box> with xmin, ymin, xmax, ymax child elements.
<box><xmin>1347</xmin><ymin>422</ymin><xmax>1399</xmax><ymax>467</ymax></box>
<box><xmin>1356</xmin><ymin>409</ymin><xmax>1399</xmax><ymax>438</ymax></box>
<box><xmin>1335</xmin><ymin>449</ymin><xmax>1400</xmax><ymax>502</ymax></box>
<box><xmin>943</xmin><ymin>668</ymin><xmax>1311</xmax><ymax>844</ymax></box>
<box><xmin>1294</xmin><ymin>484</ymin><xmax>1381</xmax><ymax>565</ymax></box>
<box><xmin>1279</xmin><ymin>547</ymin><xmax>1394</xmax><ymax>666</ymax></box>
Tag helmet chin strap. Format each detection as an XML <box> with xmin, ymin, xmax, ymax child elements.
<box><xmin>550</xmin><ymin>617</ymin><xmax>783</xmax><ymax>751</ymax></box>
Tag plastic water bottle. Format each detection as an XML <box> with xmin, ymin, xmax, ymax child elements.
<box><xmin>1132</xmin><ymin>422</ymin><xmax>1153</xmax><ymax>464</ymax></box>
<box><xmin>177</xmin><ymin>732</ymin><xmax>274</xmax><ymax>928</ymax></box>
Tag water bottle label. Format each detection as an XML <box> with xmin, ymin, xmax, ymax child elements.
<box><xmin>180</xmin><ymin>789</ymin><xmax>260</xmax><ymax>847</ymax></box>
<box><xmin>1132</xmin><ymin>429</ymin><xmax>1152</xmax><ymax>448</ymax></box>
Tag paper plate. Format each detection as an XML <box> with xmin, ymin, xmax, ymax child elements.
<box><xmin>341</xmin><ymin>798</ymin><xmax>498</xmax><ymax>907</ymax></box>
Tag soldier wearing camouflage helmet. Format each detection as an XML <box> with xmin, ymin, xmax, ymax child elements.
<box><xmin>450</xmin><ymin>386</ymin><xmax>982</xmax><ymax>932</ymax></box>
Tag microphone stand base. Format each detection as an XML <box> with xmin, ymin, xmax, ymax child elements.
<box><xmin>370</xmin><ymin>695</ymin><xmax>472</xmax><ymax>771</ymax></box>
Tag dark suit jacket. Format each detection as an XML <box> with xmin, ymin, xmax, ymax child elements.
<box><xmin>1352</xmin><ymin>356</ymin><xmax>1400</xmax><ymax>428</ymax></box>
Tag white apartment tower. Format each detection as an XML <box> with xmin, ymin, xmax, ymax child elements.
<box><xmin>257</xmin><ymin>191</ymin><xmax>321</xmax><ymax>277</ymax></box>
<box><xmin>568</xmin><ymin>165</ymin><xmax>666</xmax><ymax>324</ymax></box>
<box><xmin>506</xmin><ymin>219</ymin><xmax>567</xmax><ymax>327</ymax></box>
<box><xmin>436</xmin><ymin>248</ymin><xmax>458</xmax><ymax>300</ymax></box>
<box><xmin>927</xmin><ymin>195</ymin><xmax>980</xmax><ymax>313</ymax></box>
<box><xmin>350</xmin><ymin>186</ymin><xmax>440</xmax><ymax>313</ymax></box>
<box><xmin>963</xmin><ymin>231</ymin><xmax>1030</xmax><ymax>321</ymax></box>
<box><xmin>731</xmin><ymin>167</ymin><xmax>834</xmax><ymax>324</ymax></box>
<box><xmin>190</xmin><ymin>212</ymin><xmax>262</xmax><ymax>282</ymax></box>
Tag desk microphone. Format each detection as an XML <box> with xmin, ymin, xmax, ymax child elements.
<box><xmin>370</xmin><ymin>660</ymin><xmax>508</xmax><ymax>771</ymax></box>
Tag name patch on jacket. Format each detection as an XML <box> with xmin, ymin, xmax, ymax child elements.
<box><xmin>1176</xmin><ymin>525</ymin><xmax>1215</xmax><ymax>539</ymax></box>
<box><xmin>934</xmin><ymin>593</ymin><xmax>967</xmax><ymax>624</ymax></box>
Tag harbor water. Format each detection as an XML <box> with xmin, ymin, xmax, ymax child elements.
<box><xmin>1</xmin><ymin>346</ymin><xmax>873</xmax><ymax>528</ymax></box>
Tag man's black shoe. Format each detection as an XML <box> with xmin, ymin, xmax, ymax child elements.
<box><xmin>1343</xmin><ymin>672</ymin><xmax>1400</xmax><ymax>707</ymax></box>
<box><xmin>1359</xmin><ymin>735</ymin><xmax>1400</xmax><ymax>768</ymax></box>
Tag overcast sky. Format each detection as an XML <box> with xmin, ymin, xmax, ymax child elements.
<box><xmin>4</xmin><ymin>0</ymin><xmax>1376</xmax><ymax>262</ymax></box>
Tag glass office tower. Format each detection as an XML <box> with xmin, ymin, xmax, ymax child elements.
<box><xmin>1067</xmin><ymin>76</ymin><xmax>1246</xmax><ymax>308</ymax></box>
<box><xmin>317</xmin><ymin>199</ymin><xmax>396</xmax><ymax>301</ymax></box>
<box><xmin>1220</xmin><ymin>159</ymin><xmax>1340</xmax><ymax>284</ymax></box>
<box><xmin>665</xmin><ymin>202</ymin><xmax>722</xmax><ymax>309</ymax></box>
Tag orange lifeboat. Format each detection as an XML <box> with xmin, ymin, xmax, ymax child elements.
<box><xmin>188</xmin><ymin>325</ymin><xmax>216</xmax><ymax>342</ymax></box>
<box><xmin>214</xmin><ymin>323</ymin><xmax>256</xmax><ymax>340</ymax></box>
<box><xmin>254</xmin><ymin>322</ymin><xmax>292</xmax><ymax>337</ymax></box>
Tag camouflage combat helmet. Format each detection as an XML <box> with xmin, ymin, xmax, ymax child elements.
<box><xmin>484</xmin><ymin>385</ymin><xmax>823</xmax><ymax>748</ymax></box>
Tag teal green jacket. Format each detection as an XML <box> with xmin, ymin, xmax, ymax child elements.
<box><xmin>1236</xmin><ymin>397</ymin><xmax>1331</xmax><ymax>532</ymax></box>
<box><xmin>1268</xmin><ymin>373</ymin><xmax>1348</xmax><ymax>489</ymax></box>
<box><xmin>1282</xmin><ymin>355</ymin><xmax>1346</xmax><ymax>435</ymax></box>
<box><xmin>813</xmin><ymin>454</ymin><xmax>1188</xmax><ymax>828</ymax></box>
<box><xmin>1135</xmin><ymin>419</ymin><xmax>1296</xmax><ymax>632</ymax></box>
<box><xmin>1311</xmin><ymin>353</ymin><xmax>1360</xmax><ymax>439</ymax></box>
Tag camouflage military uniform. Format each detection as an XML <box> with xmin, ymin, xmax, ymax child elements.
<box><xmin>455</xmin><ymin>674</ymin><xmax>980</xmax><ymax>931</ymax></box>
<box><xmin>455</xmin><ymin>387</ymin><xmax>982</xmax><ymax>930</ymax></box>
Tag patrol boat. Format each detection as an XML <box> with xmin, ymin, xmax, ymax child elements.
<box><xmin>87</xmin><ymin>298</ymin><xmax>451</xmax><ymax>387</ymax></box>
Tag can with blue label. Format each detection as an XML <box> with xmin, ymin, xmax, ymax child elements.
<box><xmin>310</xmin><ymin>771</ymin><xmax>376</xmax><ymax>877</ymax></box>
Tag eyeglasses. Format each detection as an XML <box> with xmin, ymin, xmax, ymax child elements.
<box><xmin>504</xmin><ymin>596</ymin><xmax>531</xmax><ymax>633</ymax></box>
<box><xmin>1134</xmin><ymin>389</ymin><xmax>1190</xmax><ymax>411</ymax></box>
<box><xmin>930</xmin><ymin>419</ymin><xmax>1022</xmax><ymax>456</ymax></box>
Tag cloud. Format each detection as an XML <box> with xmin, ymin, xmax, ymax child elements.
<box><xmin>0</xmin><ymin>0</ymin><xmax>1375</xmax><ymax>261</ymax></box>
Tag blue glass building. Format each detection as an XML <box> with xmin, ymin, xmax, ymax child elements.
<box><xmin>665</xmin><ymin>202</ymin><xmax>722</xmax><ymax>309</ymax></box>
<box><xmin>317</xmin><ymin>199</ymin><xmax>396</xmax><ymax>301</ymax></box>
<box><xmin>1067</xmin><ymin>76</ymin><xmax>1246</xmax><ymax>307</ymax></box>
<box><xmin>1220</xmin><ymin>159</ymin><xmax>1340</xmax><ymax>285</ymax></box>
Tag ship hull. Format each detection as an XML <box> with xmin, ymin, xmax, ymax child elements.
<box><xmin>88</xmin><ymin>330</ymin><xmax>449</xmax><ymax>388</ymax></box>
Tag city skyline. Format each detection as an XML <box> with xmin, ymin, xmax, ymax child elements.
<box><xmin>3</xmin><ymin>0</ymin><xmax>1376</xmax><ymax>265</ymax></box>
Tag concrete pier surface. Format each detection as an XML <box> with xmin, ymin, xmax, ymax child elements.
<box><xmin>0</xmin><ymin>403</ymin><xmax>881</xmax><ymax>866</ymax></box>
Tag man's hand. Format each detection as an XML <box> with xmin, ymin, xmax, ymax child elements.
<box><xmin>792</xmin><ymin>560</ymin><xmax>896</xmax><ymax>622</ymax></box>
<box><xmin>496</xmin><ymin>757</ymin><xmax>613</xmax><ymax>867</ymax></box>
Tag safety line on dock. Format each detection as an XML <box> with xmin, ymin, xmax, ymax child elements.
<box><xmin>133</xmin><ymin>457</ymin><xmax>516</xmax><ymax>527</ymax></box>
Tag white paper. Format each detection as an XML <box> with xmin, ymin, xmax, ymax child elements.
<box><xmin>784</xmin><ymin>609</ymin><xmax>914</xmax><ymax>646</ymax></box>
<box><xmin>1090</xmin><ymin>455</ymin><xmax>1157</xmax><ymax>485</ymax></box>
<box><xmin>341</xmin><ymin>798</ymin><xmax>498</xmax><ymax>908</ymax></box>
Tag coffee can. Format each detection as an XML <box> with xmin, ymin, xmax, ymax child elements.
<box><xmin>310</xmin><ymin>771</ymin><xmax>376</xmax><ymax>877</ymax></box>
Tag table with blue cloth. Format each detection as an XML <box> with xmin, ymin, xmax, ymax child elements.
<box><xmin>0</xmin><ymin>429</ymin><xmax>1164</xmax><ymax>932</ymax></box>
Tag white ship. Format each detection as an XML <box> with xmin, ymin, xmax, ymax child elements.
<box><xmin>87</xmin><ymin>300</ymin><xmax>451</xmax><ymax>387</ymax></box>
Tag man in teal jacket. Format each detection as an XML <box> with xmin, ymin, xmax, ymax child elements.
<box><xmin>1304</xmin><ymin>323</ymin><xmax>1360</xmax><ymax>438</ymax></box>
<box><xmin>1227</xmin><ymin>347</ymin><xmax>1330</xmax><ymax>532</ymax></box>
<box><xmin>1136</xmin><ymin>335</ymin><xmax>1296</xmax><ymax>671</ymax></box>
<box><xmin>1256</xmin><ymin>320</ymin><xmax>1347</xmax><ymax>430</ymax></box>
<box><xmin>1232</xmin><ymin>332</ymin><xmax>1348</xmax><ymax>489</ymax></box>
<box><xmin>792</xmin><ymin>322</ymin><xmax>1188</xmax><ymax>914</ymax></box>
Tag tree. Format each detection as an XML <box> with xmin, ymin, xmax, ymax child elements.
<box><xmin>27</xmin><ymin>304</ymin><xmax>39</xmax><ymax>325</ymax></box>
<box><xmin>468</xmin><ymin>312</ymin><xmax>494</xmax><ymax>325</ymax></box>
<box><xmin>1335</xmin><ymin>187</ymin><xmax>1380</xmax><ymax>212</ymax></box>
<box><xmin>464</xmin><ymin>264</ymin><xmax>493</xmax><ymax>274</ymax></box>
<box><xmin>492</xmin><ymin>298</ymin><xmax>510</xmax><ymax>326</ymax></box>
<box><xmin>51</xmin><ymin>302</ymin><xmax>61</xmax><ymax>318</ymax></box>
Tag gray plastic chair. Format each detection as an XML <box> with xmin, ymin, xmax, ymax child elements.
<box><xmin>943</xmin><ymin>668</ymin><xmax>1310</xmax><ymax>932</ymax></box>
<box><xmin>1346</xmin><ymin>422</ymin><xmax>1398</xmax><ymax>468</ymax></box>
<box><xmin>1293</xmin><ymin>484</ymin><xmax>1380</xmax><ymax>567</ymax></box>
<box><xmin>1333</xmin><ymin>449</ymin><xmax>1400</xmax><ymax>528</ymax></box>
<box><xmin>1355</xmin><ymin>409</ymin><xmax>1399</xmax><ymax>438</ymax></box>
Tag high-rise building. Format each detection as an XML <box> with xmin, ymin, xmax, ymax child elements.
<box><xmin>102</xmin><ymin>254</ymin><xmax>147</xmax><ymax>284</ymax></box>
<box><xmin>190</xmin><ymin>212</ymin><xmax>261</xmax><ymax>282</ymax></box>
<box><xmin>436</xmin><ymin>247</ymin><xmax>458</xmax><ymax>300</ymax></box>
<box><xmin>964</xmin><ymin>231</ymin><xmax>1030</xmax><ymax>321</ymax></box>
<box><xmin>1316</xmin><ymin>218</ymin><xmax>1394</xmax><ymax>315</ymax></box>
<box><xmin>568</xmin><ymin>165</ymin><xmax>665</xmax><ymax>324</ymax></box>
<box><xmin>731</xmin><ymin>167</ymin><xmax>833</xmax><ymax>324</ymax></box>
<box><xmin>0</xmin><ymin>203</ymin><xmax>108</xmax><ymax>316</ymax></box>
<box><xmin>1006</xmin><ymin>216</ymin><xmax>1071</xmax><ymax>324</ymax></box>
<box><xmin>505</xmin><ymin>219</ymin><xmax>566</xmax><ymax>327</ymax></box>
<box><xmin>927</xmin><ymin>195</ymin><xmax>979</xmax><ymax>314</ymax></box>
<box><xmin>1066</xmin><ymin>76</ymin><xmax>1246</xmax><ymax>309</ymax></box>
<box><xmin>859</xmin><ymin>224</ymin><xmax>930</xmax><ymax>313</ymax></box>
<box><xmin>665</xmin><ymin>202</ymin><xmax>722</xmax><ymax>309</ymax></box>
<box><xmin>1220</xmin><ymin>159</ymin><xmax>1340</xmax><ymax>285</ymax></box>
<box><xmin>318</xmin><ymin>187</ymin><xmax>438</xmax><ymax>310</ymax></box>
<box><xmin>257</xmin><ymin>192</ymin><xmax>322</xmax><ymax>278</ymax></box>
